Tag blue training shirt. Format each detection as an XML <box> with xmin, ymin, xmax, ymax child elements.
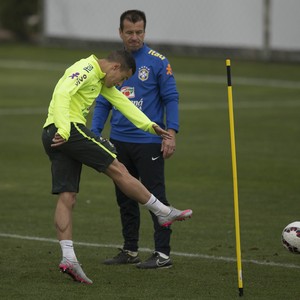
<box><xmin>91</xmin><ymin>44</ymin><xmax>179</xmax><ymax>143</ymax></box>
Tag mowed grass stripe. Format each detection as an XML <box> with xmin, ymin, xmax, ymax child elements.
<box><xmin>0</xmin><ymin>59</ymin><xmax>299</xmax><ymax>89</ymax></box>
<box><xmin>1</xmin><ymin>232</ymin><xmax>299</xmax><ymax>270</ymax></box>
<box><xmin>1</xmin><ymin>98</ymin><xmax>300</xmax><ymax>116</ymax></box>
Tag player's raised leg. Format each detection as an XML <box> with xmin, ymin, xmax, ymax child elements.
<box><xmin>104</xmin><ymin>159</ymin><xmax>193</xmax><ymax>226</ymax></box>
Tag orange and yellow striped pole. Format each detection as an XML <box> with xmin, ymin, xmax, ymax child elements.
<box><xmin>226</xmin><ymin>59</ymin><xmax>243</xmax><ymax>297</ymax></box>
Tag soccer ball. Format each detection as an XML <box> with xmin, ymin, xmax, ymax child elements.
<box><xmin>282</xmin><ymin>221</ymin><xmax>300</xmax><ymax>254</ymax></box>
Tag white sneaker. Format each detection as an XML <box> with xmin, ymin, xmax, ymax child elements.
<box><xmin>59</xmin><ymin>257</ymin><xmax>93</xmax><ymax>284</ymax></box>
<box><xmin>157</xmin><ymin>207</ymin><xmax>193</xmax><ymax>227</ymax></box>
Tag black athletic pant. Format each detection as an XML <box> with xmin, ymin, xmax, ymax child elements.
<box><xmin>111</xmin><ymin>139</ymin><xmax>172</xmax><ymax>256</ymax></box>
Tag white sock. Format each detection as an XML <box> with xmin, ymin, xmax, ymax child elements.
<box><xmin>60</xmin><ymin>240</ymin><xmax>77</xmax><ymax>262</ymax></box>
<box><xmin>125</xmin><ymin>250</ymin><xmax>138</xmax><ymax>257</ymax></box>
<box><xmin>156</xmin><ymin>251</ymin><xmax>169</xmax><ymax>259</ymax></box>
<box><xmin>143</xmin><ymin>194</ymin><xmax>171</xmax><ymax>216</ymax></box>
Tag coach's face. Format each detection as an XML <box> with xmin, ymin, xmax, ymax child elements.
<box><xmin>119</xmin><ymin>19</ymin><xmax>145</xmax><ymax>52</ymax></box>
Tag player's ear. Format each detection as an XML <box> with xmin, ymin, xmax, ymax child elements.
<box><xmin>112</xmin><ymin>63</ymin><xmax>121</xmax><ymax>71</ymax></box>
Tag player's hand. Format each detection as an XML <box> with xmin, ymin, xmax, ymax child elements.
<box><xmin>51</xmin><ymin>132</ymin><xmax>66</xmax><ymax>147</ymax></box>
<box><xmin>152</xmin><ymin>124</ymin><xmax>172</xmax><ymax>140</ymax></box>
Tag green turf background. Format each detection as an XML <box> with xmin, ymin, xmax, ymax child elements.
<box><xmin>0</xmin><ymin>44</ymin><xmax>300</xmax><ymax>299</ymax></box>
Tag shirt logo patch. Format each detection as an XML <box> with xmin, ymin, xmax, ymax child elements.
<box><xmin>69</xmin><ymin>72</ymin><xmax>80</xmax><ymax>79</ymax></box>
<box><xmin>121</xmin><ymin>86</ymin><xmax>135</xmax><ymax>99</ymax></box>
<box><xmin>148</xmin><ymin>50</ymin><xmax>165</xmax><ymax>60</ymax></box>
<box><xmin>166</xmin><ymin>64</ymin><xmax>173</xmax><ymax>75</ymax></box>
<box><xmin>132</xmin><ymin>98</ymin><xmax>143</xmax><ymax>110</ymax></box>
<box><xmin>75</xmin><ymin>74</ymin><xmax>87</xmax><ymax>86</ymax></box>
<box><xmin>138</xmin><ymin>66</ymin><xmax>150</xmax><ymax>81</ymax></box>
<box><xmin>83</xmin><ymin>63</ymin><xmax>93</xmax><ymax>73</ymax></box>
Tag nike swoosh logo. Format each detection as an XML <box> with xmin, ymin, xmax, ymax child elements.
<box><xmin>152</xmin><ymin>156</ymin><xmax>160</xmax><ymax>161</ymax></box>
<box><xmin>156</xmin><ymin>258</ymin><xmax>170</xmax><ymax>267</ymax></box>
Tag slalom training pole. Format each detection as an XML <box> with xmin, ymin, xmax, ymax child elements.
<box><xmin>226</xmin><ymin>59</ymin><xmax>244</xmax><ymax>297</ymax></box>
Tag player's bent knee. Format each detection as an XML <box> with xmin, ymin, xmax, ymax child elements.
<box><xmin>59</xmin><ymin>192</ymin><xmax>77</xmax><ymax>207</ymax></box>
<box><xmin>105</xmin><ymin>159</ymin><xmax>129</xmax><ymax>180</ymax></box>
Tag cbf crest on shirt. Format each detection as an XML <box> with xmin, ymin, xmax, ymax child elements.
<box><xmin>138</xmin><ymin>66</ymin><xmax>150</xmax><ymax>81</ymax></box>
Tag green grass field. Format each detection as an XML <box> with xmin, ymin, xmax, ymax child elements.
<box><xmin>0</xmin><ymin>44</ymin><xmax>300</xmax><ymax>299</ymax></box>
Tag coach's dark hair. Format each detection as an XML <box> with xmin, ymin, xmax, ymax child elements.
<box><xmin>120</xmin><ymin>10</ymin><xmax>146</xmax><ymax>31</ymax></box>
<box><xmin>107</xmin><ymin>49</ymin><xmax>136</xmax><ymax>75</ymax></box>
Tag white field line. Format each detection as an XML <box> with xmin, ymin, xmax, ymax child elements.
<box><xmin>0</xmin><ymin>232</ymin><xmax>299</xmax><ymax>270</ymax></box>
<box><xmin>0</xmin><ymin>59</ymin><xmax>300</xmax><ymax>89</ymax></box>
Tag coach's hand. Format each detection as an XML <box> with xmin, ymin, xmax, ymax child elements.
<box><xmin>161</xmin><ymin>129</ymin><xmax>176</xmax><ymax>159</ymax></box>
<box><xmin>152</xmin><ymin>124</ymin><xmax>172</xmax><ymax>140</ymax></box>
<box><xmin>51</xmin><ymin>132</ymin><xmax>66</xmax><ymax>147</ymax></box>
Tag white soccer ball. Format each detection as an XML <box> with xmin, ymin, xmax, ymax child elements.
<box><xmin>282</xmin><ymin>221</ymin><xmax>300</xmax><ymax>254</ymax></box>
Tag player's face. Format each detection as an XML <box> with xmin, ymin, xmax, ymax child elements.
<box><xmin>104</xmin><ymin>64</ymin><xmax>133</xmax><ymax>88</ymax></box>
<box><xmin>119</xmin><ymin>19</ymin><xmax>145</xmax><ymax>52</ymax></box>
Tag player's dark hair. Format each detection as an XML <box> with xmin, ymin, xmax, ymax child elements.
<box><xmin>107</xmin><ymin>49</ymin><xmax>136</xmax><ymax>75</ymax></box>
<box><xmin>120</xmin><ymin>10</ymin><xmax>146</xmax><ymax>31</ymax></box>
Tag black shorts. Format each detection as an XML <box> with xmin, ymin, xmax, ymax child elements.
<box><xmin>42</xmin><ymin>123</ymin><xmax>117</xmax><ymax>194</ymax></box>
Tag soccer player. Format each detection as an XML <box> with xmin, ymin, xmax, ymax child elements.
<box><xmin>91</xmin><ymin>10</ymin><xmax>180</xmax><ymax>269</ymax></box>
<box><xmin>42</xmin><ymin>50</ymin><xmax>192</xmax><ymax>284</ymax></box>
